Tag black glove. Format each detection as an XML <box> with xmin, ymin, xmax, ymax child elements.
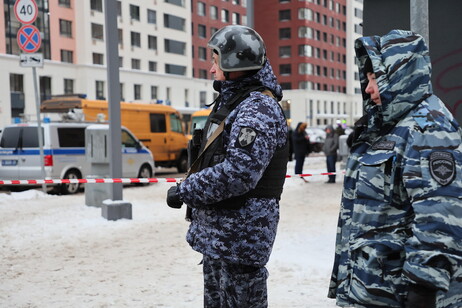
<box><xmin>166</xmin><ymin>185</ymin><xmax>183</xmax><ymax>209</ymax></box>
<box><xmin>404</xmin><ymin>284</ymin><xmax>437</xmax><ymax>308</ymax></box>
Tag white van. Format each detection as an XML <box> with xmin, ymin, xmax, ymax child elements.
<box><xmin>0</xmin><ymin>122</ymin><xmax>155</xmax><ymax>194</ymax></box>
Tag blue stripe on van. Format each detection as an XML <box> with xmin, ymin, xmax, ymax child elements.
<box><xmin>0</xmin><ymin>148</ymin><xmax>150</xmax><ymax>155</ymax></box>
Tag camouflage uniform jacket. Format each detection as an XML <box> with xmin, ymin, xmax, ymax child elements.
<box><xmin>178</xmin><ymin>60</ymin><xmax>288</xmax><ymax>267</ymax></box>
<box><xmin>328</xmin><ymin>30</ymin><xmax>462</xmax><ymax>307</ymax></box>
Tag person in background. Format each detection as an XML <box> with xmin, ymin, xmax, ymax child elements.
<box><xmin>322</xmin><ymin>125</ymin><xmax>338</xmax><ymax>183</ymax></box>
<box><xmin>292</xmin><ymin>122</ymin><xmax>310</xmax><ymax>175</ymax></box>
<box><xmin>288</xmin><ymin>121</ymin><xmax>294</xmax><ymax>161</ymax></box>
<box><xmin>328</xmin><ymin>29</ymin><xmax>462</xmax><ymax>308</ymax></box>
<box><xmin>166</xmin><ymin>25</ymin><xmax>288</xmax><ymax>308</ymax></box>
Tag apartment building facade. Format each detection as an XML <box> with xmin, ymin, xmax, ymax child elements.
<box><xmin>191</xmin><ymin>0</ymin><xmax>248</xmax><ymax>80</ymax></box>
<box><xmin>0</xmin><ymin>0</ymin><xmax>214</xmax><ymax>126</ymax></box>
<box><xmin>0</xmin><ymin>0</ymin><xmax>363</xmax><ymax>128</ymax></box>
<box><xmin>252</xmin><ymin>0</ymin><xmax>363</xmax><ymax>127</ymax></box>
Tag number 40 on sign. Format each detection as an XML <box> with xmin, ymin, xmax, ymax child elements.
<box><xmin>14</xmin><ymin>0</ymin><xmax>38</xmax><ymax>25</ymax></box>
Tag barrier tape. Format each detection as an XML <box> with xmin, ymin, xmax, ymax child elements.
<box><xmin>0</xmin><ymin>172</ymin><xmax>344</xmax><ymax>185</ymax></box>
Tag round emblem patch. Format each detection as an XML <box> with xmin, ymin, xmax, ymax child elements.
<box><xmin>429</xmin><ymin>151</ymin><xmax>456</xmax><ymax>186</ymax></box>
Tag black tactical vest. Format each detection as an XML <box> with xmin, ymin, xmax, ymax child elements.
<box><xmin>197</xmin><ymin>85</ymin><xmax>289</xmax><ymax>209</ymax></box>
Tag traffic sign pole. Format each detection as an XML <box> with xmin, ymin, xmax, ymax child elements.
<box><xmin>14</xmin><ymin>0</ymin><xmax>46</xmax><ymax>192</ymax></box>
<box><xmin>32</xmin><ymin>66</ymin><xmax>47</xmax><ymax>193</ymax></box>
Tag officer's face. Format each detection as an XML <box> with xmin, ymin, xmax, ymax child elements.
<box><xmin>210</xmin><ymin>53</ymin><xmax>226</xmax><ymax>81</ymax></box>
<box><xmin>365</xmin><ymin>73</ymin><xmax>381</xmax><ymax>105</ymax></box>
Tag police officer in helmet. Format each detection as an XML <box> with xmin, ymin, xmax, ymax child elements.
<box><xmin>167</xmin><ymin>25</ymin><xmax>288</xmax><ymax>307</ymax></box>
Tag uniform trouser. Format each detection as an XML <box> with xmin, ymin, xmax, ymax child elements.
<box><xmin>202</xmin><ymin>255</ymin><xmax>269</xmax><ymax>308</ymax></box>
<box><xmin>326</xmin><ymin>155</ymin><xmax>337</xmax><ymax>182</ymax></box>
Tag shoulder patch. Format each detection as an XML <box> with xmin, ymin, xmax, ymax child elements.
<box><xmin>237</xmin><ymin>127</ymin><xmax>257</xmax><ymax>148</ymax></box>
<box><xmin>371</xmin><ymin>140</ymin><xmax>395</xmax><ymax>151</ymax></box>
<box><xmin>429</xmin><ymin>151</ymin><xmax>456</xmax><ymax>186</ymax></box>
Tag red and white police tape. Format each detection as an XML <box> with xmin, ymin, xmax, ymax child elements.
<box><xmin>0</xmin><ymin>172</ymin><xmax>344</xmax><ymax>185</ymax></box>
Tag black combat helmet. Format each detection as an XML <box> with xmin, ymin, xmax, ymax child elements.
<box><xmin>207</xmin><ymin>25</ymin><xmax>266</xmax><ymax>72</ymax></box>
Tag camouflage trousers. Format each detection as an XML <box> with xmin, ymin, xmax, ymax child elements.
<box><xmin>202</xmin><ymin>255</ymin><xmax>269</xmax><ymax>308</ymax></box>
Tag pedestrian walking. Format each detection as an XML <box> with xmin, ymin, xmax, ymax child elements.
<box><xmin>292</xmin><ymin>122</ymin><xmax>311</xmax><ymax>175</ymax></box>
<box><xmin>323</xmin><ymin>125</ymin><xmax>338</xmax><ymax>183</ymax></box>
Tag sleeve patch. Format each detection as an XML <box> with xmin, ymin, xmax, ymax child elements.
<box><xmin>237</xmin><ymin>127</ymin><xmax>257</xmax><ymax>148</ymax></box>
<box><xmin>429</xmin><ymin>151</ymin><xmax>456</xmax><ymax>186</ymax></box>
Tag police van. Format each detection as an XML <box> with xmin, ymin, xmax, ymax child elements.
<box><xmin>0</xmin><ymin>122</ymin><xmax>155</xmax><ymax>194</ymax></box>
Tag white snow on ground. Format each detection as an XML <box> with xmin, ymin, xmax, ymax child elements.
<box><xmin>0</xmin><ymin>156</ymin><xmax>342</xmax><ymax>307</ymax></box>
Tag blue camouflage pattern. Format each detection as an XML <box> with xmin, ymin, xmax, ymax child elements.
<box><xmin>203</xmin><ymin>255</ymin><xmax>268</xmax><ymax>307</ymax></box>
<box><xmin>178</xmin><ymin>59</ymin><xmax>287</xmax><ymax>267</ymax></box>
<box><xmin>328</xmin><ymin>30</ymin><xmax>462</xmax><ymax>307</ymax></box>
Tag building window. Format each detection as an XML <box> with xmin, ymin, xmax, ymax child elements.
<box><xmin>151</xmin><ymin>86</ymin><xmax>158</xmax><ymax>100</ymax></box>
<box><xmin>149</xmin><ymin>61</ymin><xmax>157</xmax><ymax>72</ymax></box>
<box><xmin>198</xmin><ymin>24</ymin><xmax>206</xmax><ymax>38</ymax></box>
<box><xmin>91</xmin><ymin>23</ymin><xmax>104</xmax><ymax>40</ymax></box>
<box><xmin>279</xmin><ymin>9</ymin><xmax>291</xmax><ymax>21</ymax></box>
<box><xmin>119</xmin><ymin>57</ymin><xmax>123</xmax><ymax>68</ymax></box>
<box><xmin>95</xmin><ymin>80</ymin><xmax>105</xmax><ymax>100</ymax></box>
<box><xmin>118</xmin><ymin>29</ymin><xmax>123</xmax><ymax>46</ymax></box>
<box><xmin>198</xmin><ymin>47</ymin><xmax>207</xmax><ymax>61</ymax></box>
<box><xmin>199</xmin><ymin>69</ymin><xmax>208</xmax><ymax>79</ymax></box>
<box><xmin>197</xmin><ymin>2</ymin><xmax>206</xmax><ymax>16</ymax></box>
<box><xmin>299</xmin><ymin>81</ymin><xmax>312</xmax><ymax>90</ymax></box>
<box><xmin>299</xmin><ymin>63</ymin><xmax>313</xmax><ymax>75</ymax></box>
<box><xmin>147</xmin><ymin>9</ymin><xmax>157</xmax><ymax>24</ymax></box>
<box><xmin>60</xmin><ymin>49</ymin><xmax>73</xmax><ymax>63</ymax></box>
<box><xmin>165</xmin><ymin>64</ymin><xmax>186</xmax><ymax>76</ymax></box>
<box><xmin>232</xmin><ymin>13</ymin><xmax>240</xmax><ymax>24</ymax></box>
<box><xmin>131</xmin><ymin>58</ymin><xmax>141</xmax><ymax>70</ymax></box>
<box><xmin>92</xmin><ymin>53</ymin><xmax>104</xmax><ymax>65</ymax></box>
<box><xmin>117</xmin><ymin>1</ymin><xmax>122</xmax><ymax>16</ymax></box>
<box><xmin>299</xmin><ymin>45</ymin><xmax>312</xmax><ymax>57</ymax></box>
<box><xmin>165</xmin><ymin>0</ymin><xmax>185</xmax><ymax>6</ymax></box>
<box><xmin>134</xmin><ymin>84</ymin><xmax>142</xmax><ymax>100</ymax></box>
<box><xmin>119</xmin><ymin>83</ymin><xmax>124</xmax><ymax>101</ymax></box>
<box><xmin>90</xmin><ymin>0</ymin><xmax>103</xmax><ymax>12</ymax></box>
<box><xmin>148</xmin><ymin>35</ymin><xmax>157</xmax><ymax>50</ymax></box>
<box><xmin>164</xmin><ymin>39</ymin><xmax>186</xmax><ymax>55</ymax></box>
<box><xmin>298</xmin><ymin>26</ymin><xmax>312</xmax><ymax>38</ymax></box>
<box><xmin>221</xmin><ymin>9</ymin><xmax>229</xmax><ymax>22</ymax></box>
<box><xmin>210</xmin><ymin>6</ymin><xmax>218</xmax><ymax>19</ymax></box>
<box><xmin>130</xmin><ymin>4</ymin><xmax>140</xmax><ymax>20</ymax></box>
<box><xmin>164</xmin><ymin>14</ymin><xmax>186</xmax><ymax>31</ymax></box>
<box><xmin>233</xmin><ymin>0</ymin><xmax>240</xmax><ymax>4</ymax></box>
<box><xmin>200</xmin><ymin>91</ymin><xmax>207</xmax><ymax>108</ymax></box>
<box><xmin>59</xmin><ymin>0</ymin><xmax>71</xmax><ymax>8</ymax></box>
<box><xmin>131</xmin><ymin>32</ymin><xmax>141</xmax><ymax>47</ymax></box>
<box><xmin>64</xmin><ymin>79</ymin><xmax>74</xmax><ymax>94</ymax></box>
<box><xmin>279</xmin><ymin>46</ymin><xmax>291</xmax><ymax>58</ymax></box>
<box><xmin>298</xmin><ymin>8</ymin><xmax>312</xmax><ymax>20</ymax></box>
<box><xmin>279</xmin><ymin>64</ymin><xmax>291</xmax><ymax>75</ymax></box>
<box><xmin>279</xmin><ymin>28</ymin><xmax>291</xmax><ymax>39</ymax></box>
<box><xmin>59</xmin><ymin>19</ymin><xmax>72</xmax><ymax>37</ymax></box>
<box><xmin>280</xmin><ymin>83</ymin><xmax>292</xmax><ymax>90</ymax></box>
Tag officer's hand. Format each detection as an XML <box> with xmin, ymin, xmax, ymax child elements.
<box><xmin>404</xmin><ymin>284</ymin><xmax>437</xmax><ymax>308</ymax></box>
<box><xmin>166</xmin><ymin>186</ymin><xmax>183</xmax><ymax>209</ymax></box>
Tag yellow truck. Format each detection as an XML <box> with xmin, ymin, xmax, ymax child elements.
<box><xmin>41</xmin><ymin>96</ymin><xmax>188</xmax><ymax>173</ymax></box>
<box><xmin>187</xmin><ymin>108</ymin><xmax>211</xmax><ymax>140</ymax></box>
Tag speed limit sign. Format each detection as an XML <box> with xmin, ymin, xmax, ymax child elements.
<box><xmin>14</xmin><ymin>0</ymin><xmax>38</xmax><ymax>25</ymax></box>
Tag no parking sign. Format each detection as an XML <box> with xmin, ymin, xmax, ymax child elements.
<box><xmin>17</xmin><ymin>25</ymin><xmax>41</xmax><ymax>53</ymax></box>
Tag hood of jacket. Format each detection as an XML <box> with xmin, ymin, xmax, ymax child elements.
<box><xmin>355</xmin><ymin>29</ymin><xmax>433</xmax><ymax>143</ymax></box>
<box><xmin>213</xmin><ymin>59</ymin><xmax>283</xmax><ymax>106</ymax></box>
